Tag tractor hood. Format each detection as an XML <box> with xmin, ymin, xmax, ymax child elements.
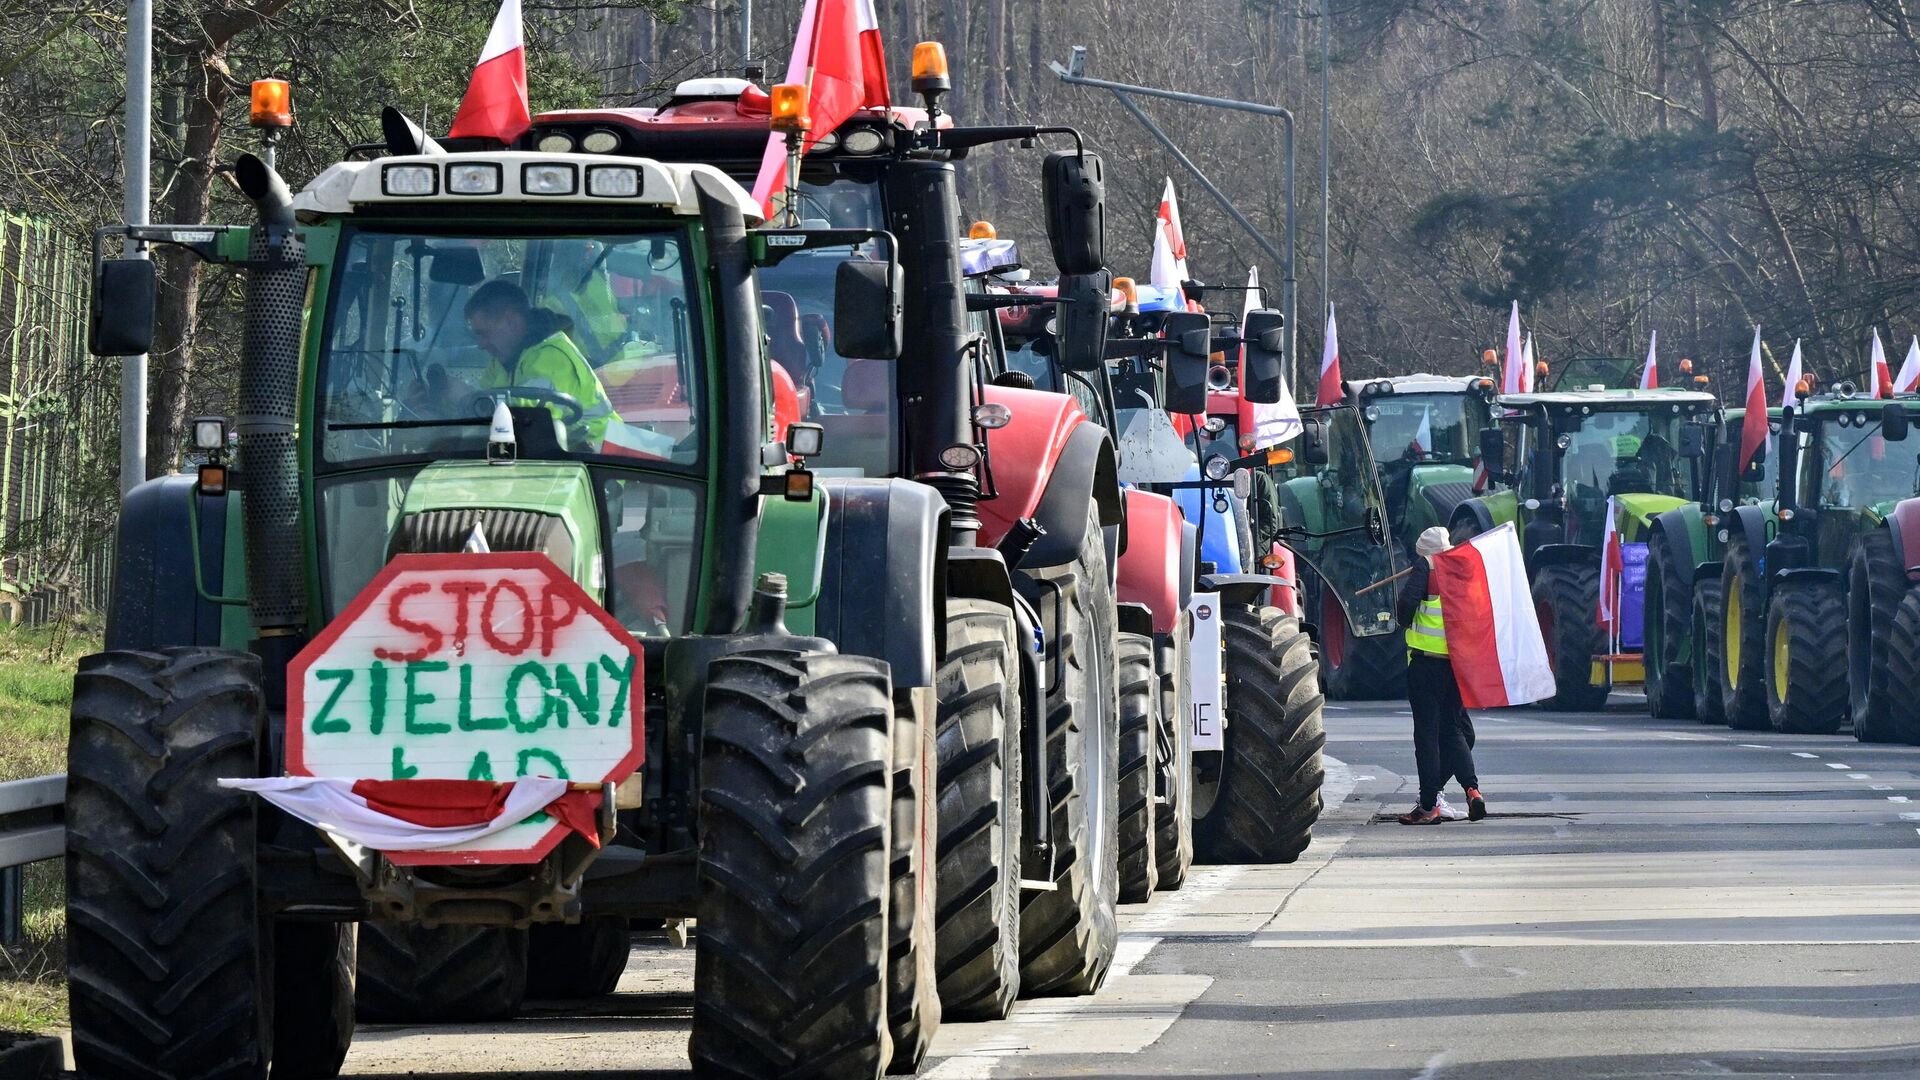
<box><xmin>388</xmin><ymin>461</ymin><xmax>605</xmax><ymax>603</ymax></box>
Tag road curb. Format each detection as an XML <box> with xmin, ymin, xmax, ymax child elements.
<box><xmin>0</xmin><ymin>1034</ymin><xmax>62</xmax><ymax>1079</ymax></box>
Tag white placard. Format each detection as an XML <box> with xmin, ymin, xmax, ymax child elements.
<box><xmin>1187</xmin><ymin>592</ymin><xmax>1224</xmax><ymax>751</ymax></box>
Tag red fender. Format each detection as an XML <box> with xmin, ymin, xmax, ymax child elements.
<box><xmin>1116</xmin><ymin>489</ymin><xmax>1185</xmax><ymax>634</ymax></box>
<box><xmin>1267</xmin><ymin>543</ymin><xmax>1299</xmax><ymax>616</ymax></box>
<box><xmin>977</xmin><ymin>384</ymin><xmax>1089</xmax><ymax>549</ymax></box>
<box><xmin>1890</xmin><ymin>497</ymin><xmax>1920</xmax><ymax>580</ymax></box>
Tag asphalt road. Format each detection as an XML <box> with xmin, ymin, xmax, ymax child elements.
<box><xmin>339</xmin><ymin>694</ymin><xmax>1920</xmax><ymax>1079</ymax></box>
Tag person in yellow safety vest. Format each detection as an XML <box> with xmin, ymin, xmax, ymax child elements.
<box><xmin>1395</xmin><ymin>526</ymin><xmax>1486</xmax><ymax>825</ymax></box>
<box><xmin>463</xmin><ymin>280</ymin><xmax>617</xmax><ymax>446</ymax></box>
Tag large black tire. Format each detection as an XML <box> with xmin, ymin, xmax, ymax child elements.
<box><xmin>1719</xmin><ymin>536</ymin><xmax>1771</xmax><ymax>730</ymax></box>
<box><xmin>1766</xmin><ymin>580</ymin><xmax>1848</xmax><ymax>735</ymax></box>
<box><xmin>66</xmin><ymin>649</ymin><xmax>276</xmax><ymax>1080</ymax></box>
<box><xmin>1194</xmin><ymin>605</ymin><xmax>1326</xmax><ymax>864</ymax></box>
<box><xmin>356</xmin><ymin>923</ymin><xmax>529</xmax><ymax>1023</ymax></box>
<box><xmin>932</xmin><ymin>598</ymin><xmax>1022</xmax><ymax>1021</ymax></box>
<box><xmin>1116</xmin><ymin>632</ymin><xmax>1159</xmax><ymax>903</ymax></box>
<box><xmin>1692</xmin><ymin>578</ymin><xmax>1728</xmax><ymax>725</ymax></box>
<box><xmin>1884</xmin><ymin>585</ymin><xmax>1920</xmax><ymax>744</ymax></box>
<box><xmin>1644</xmin><ymin>525</ymin><xmax>1696</xmax><ymax>719</ymax></box>
<box><xmin>1530</xmin><ymin>563</ymin><xmax>1611</xmax><ymax>712</ymax></box>
<box><xmin>885</xmin><ymin>686</ymin><xmax>940</xmax><ymax>1073</ymax></box>
<box><xmin>691</xmin><ymin>649</ymin><xmax>895</xmax><ymax>1080</ymax></box>
<box><xmin>272</xmin><ymin>923</ymin><xmax>356</xmax><ymax>1080</ymax></box>
<box><xmin>527</xmin><ymin>917</ymin><xmax>630</xmax><ymax>999</ymax></box>
<box><xmin>1848</xmin><ymin>530</ymin><xmax>1905</xmax><ymax>742</ymax></box>
<box><xmin>1019</xmin><ymin>508</ymin><xmax>1121</xmax><ymax>997</ymax></box>
<box><xmin>1152</xmin><ymin>621</ymin><xmax>1193</xmax><ymax>891</ymax></box>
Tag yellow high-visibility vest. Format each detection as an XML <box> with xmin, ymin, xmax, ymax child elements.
<box><xmin>1405</xmin><ymin>595</ymin><xmax>1448</xmax><ymax>657</ymax></box>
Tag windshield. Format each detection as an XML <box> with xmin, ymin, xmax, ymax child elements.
<box><xmin>1260</xmin><ymin>406</ymin><xmax>1397</xmax><ymax>639</ymax></box>
<box><xmin>1367</xmin><ymin>393</ymin><xmax>1477</xmax><ymax>466</ymax></box>
<box><xmin>1557</xmin><ymin>407</ymin><xmax>1695</xmax><ymax>502</ymax></box>
<box><xmin>318</xmin><ymin>228</ymin><xmax>703</xmax><ymax>469</ymax></box>
<box><xmin>1803</xmin><ymin>415</ymin><xmax>1920</xmax><ymax>510</ymax></box>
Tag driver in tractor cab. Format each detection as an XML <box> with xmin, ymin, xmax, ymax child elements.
<box><xmin>460</xmin><ymin>279</ymin><xmax>618</xmax><ymax>444</ymax></box>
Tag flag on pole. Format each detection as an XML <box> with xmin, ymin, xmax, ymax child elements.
<box><xmin>1317</xmin><ymin>302</ymin><xmax>1344</xmax><ymax>406</ymax></box>
<box><xmin>1502</xmin><ymin>302</ymin><xmax>1525</xmax><ymax>394</ymax></box>
<box><xmin>1150</xmin><ymin>179</ymin><xmax>1190</xmax><ymax>308</ymax></box>
<box><xmin>1242</xmin><ymin>266</ymin><xmax>1302</xmax><ymax>447</ymax></box>
<box><xmin>749</xmin><ymin>0</ymin><xmax>891</xmax><ymax>213</ymax></box>
<box><xmin>1522</xmin><ymin>332</ymin><xmax>1537</xmax><ymax>393</ymax></box>
<box><xmin>1639</xmin><ymin>330</ymin><xmax>1658</xmax><ymax>389</ymax></box>
<box><xmin>220</xmin><ymin>776</ymin><xmax>602</xmax><ymax>852</ymax></box>
<box><xmin>1429</xmin><ymin>523</ymin><xmax>1557</xmax><ymax>708</ymax></box>
<box><xmin>1598</xmin><ymin>496</ymin><xmax>1623</xmax><ymax>632</ymax></box>
<box><xmin>1411</xmin><ymin>408</ymin><xmax>1432</xmax><ymax>456</ymax></box>
<box><xmin>1783</xmin><ymin>339</ymin><xmax>1804</xmax><ymax>410</ymax></box>
<box><xmin>1738</xmin><ymin>326</ymin><xmax>1768</xmax><ymax>475</ymax></box>
<box><xmin>447</xmin><ymin>0</ymin><xmax>532</xmax><ymax>143</ymax></box>
<box><xmin>1897</xmin><ymin>337</ymin><xmax>1920</xmax><ymax>395</ymax></box>
<box><xmin>1872</xmin><ymin>329</ymin><xmax>1893</xmax><ymax>399</ymax></box>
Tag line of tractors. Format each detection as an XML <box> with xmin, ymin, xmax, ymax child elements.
<box><xmin>66</xmin><ymin>41</ymin><xmax>1407</xmax><ymax>1080</ymax></box>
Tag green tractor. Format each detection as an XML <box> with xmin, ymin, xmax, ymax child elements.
<box><xmin>1340</xmin><ymin>373</ymin><xmax>1501</xmax><ymax>698</ymax></box>
<box><xmin>1452</xmin><ymin>386</ymin><xmax>1719</xmax><ymax>710</ymax></box>
<box><xmin>74</xmin><ymin>126</ymin><xmax>958</xmax><ymax>1078</ymax></box>
<box><xmin>1718</xmin><ymin>393</ymin><xmax>1920</xmax><ymax>733</ymax></box>
<box><xmin>1640</xmin><ymin>406</ymin><xmax>1779</xmax><ymax>722</ymax></box>
<box><xmin>1849</xmin><ymin>486</ymin><xmax>1920</xmax><ymax>744</ymax></box>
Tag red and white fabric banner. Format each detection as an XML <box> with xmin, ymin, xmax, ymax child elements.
<box><xmin>1241</xmin><ymin>265</ymin><xmax>1301</xmax><ymax>447</ymax></box>
<box><xmin>1782</xmin><ymin>339</ymin><xmax>1804</xmax><ymax>410</ymax></box>
<box><xmin>220</xmin><ymin>776</ymin><xmax>601</xmax><ymax>852</ymax></box>
<box><xmin>1597</xmin><ymin>496</ymin><xmax>1624</xmax><ymax>632</ymax></box>
<box><xmin>1737</xmin><ymin>325</ymin><xmax>1768</xmax><ymax>474</ymax></box>
<box><xmin>1897</xmin><ymin>337</ymin><xmax>1920</xmax><ymax>396</ymax></box>
<box><xmin>1430</xmin><ymin>524</ymin><xmax>1556</xmax><ymax>708</ymax></box>
<box><xmin>1872</xmin><ymin>329</ymin><xmax>1893</xmax><ymax>399</ymax></box>
<box><xmin>1639</xmin><ymin>329</ymin><xmax>1658</xmax><ymax>389</ymax></box>
<box><xmin>1317</xmin><ymin>302</ymin><xmax>1344</xmax><ymax>406</ymax></box>
<box><xmin>1150</xmin><ymin>179</ymin><xmax>1189</xmax><ymax>309</ymax></box>
<box><xmin>750</xmin><ymin>0</ymin><xmax>891</xmax><ymax>212</ymax></box>
<box><xmin>1502</xmin><ymin>302</ymin><xmax>1525</xmax><ymax>394</ymax></box>
<box><xmin>448</xmin><ymin>0</ymin><xmax>532</xmax><ymax>143</ymax></box>
<box><xmin>1521</xmin><ymin>331</ymin><xmax>1537</xmax><ymax>393</ymax></box>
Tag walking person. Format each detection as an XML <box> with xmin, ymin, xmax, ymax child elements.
<box><xmin>1396</xmin><ymin>526</ymin><xmax>1488</xmax><ymax>825</ymax></box>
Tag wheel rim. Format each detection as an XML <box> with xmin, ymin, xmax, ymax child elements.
<box><xmin>1725</xmin><ymin>574</ymin><xmax>1743</xmax><ymax>686</ymax></box>
<box><xmin>1772</xmin><ymin>613</ymin><xmax>1790</xmax><ymax>703</ymax></box>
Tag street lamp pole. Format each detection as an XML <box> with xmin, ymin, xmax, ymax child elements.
<box><xmin>120</xmin><ymin>0</ymin><xmax>152</xmax><ymax>495</ymax></box>
<box><xmin>1320</xmin><ymin>0</ymin><xmax>1331</xmax><ymax>314</ymax></box>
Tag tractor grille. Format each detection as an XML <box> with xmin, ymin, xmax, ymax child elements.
<box><xmin>390</xmin><ymin>509</ymin><xmax>575</xmax><ymax>571</ymax></box>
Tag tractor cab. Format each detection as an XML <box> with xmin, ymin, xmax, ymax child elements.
<box><xmin>1771</xmin><ymin>395</ymin><xmax>1920</xmax><ymax>570</ymax></box>
<box><xmin>1351</xmin><ymin>374</ymin><xmax>1499</xmax><ymax>552</ymax></box>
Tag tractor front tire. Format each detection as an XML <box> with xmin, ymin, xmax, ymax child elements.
<box><xmin>1644</xmin><ymin>528</ymin><xmax>1695</xmax><ymax>719</ymax></box>
<box><xmin>885</xmin><ymin>686</ymin><xmax>940</xmax><ymax>1073</ymax></box>
<box><xmin>1766</xmin><ymin>580</ymin><xmax>1848</xmax><ymax>735</ymax></box>
<box><xmin>1692</xmin><ymin>579</ymin><xmax>1728</xmax><ymax>725</ymax></box>
<box><xmin>1194</xmin><ymin>605</ymin><xmax>1326</xmax><ymax>864</ymax></box>
<box><xmin>691</xmin><ymin>649</ymin><xmax>895</xmax><ymax>1080</ymax></box>
<box><xmin>1530</xmin><ymin>563</ymin><xmax>1611</xmax><ymax>712</ymax></box>
<box><xmin>528</xmin><ymin>917</ymin><xmax>631</xmax><ymax>999</ymax></box>
<box><xmin>933</xmin><ymin>598</ymin><xmax>1023</xmax><ymax>1021</ymax></box>
<box><xmin>356</xmin><ymin>923</ymin><xmax>529</xmax><ymax>1023</ymax></box>
<box><xmin>66</xmin><ymin>648</ymin><xmax>277</xmax><ymax>1080</ymax></box>
<box><xmin>1719</xmin><ymin>537</ymin><xmax>1771</xmax><ymax>730</ymax></box>
<box><xmin>1153</xmin><ymin>621</ymin><xmax>1194</xmax><ymax>891</ymax></box>
<box><xmin>1116</xmin><ymin>631</ymin><xmax>1160</xmax><ymax>903</ymax></box>
<box><xmin>1848</xmin><ymin>531</ymin><xmax>1905</xmax><ymax>742</ymax></box>
<box><xmin>1883</xmin><ymin>585</ymin><xmax>1920</xmax><ymax>744</ymax></box>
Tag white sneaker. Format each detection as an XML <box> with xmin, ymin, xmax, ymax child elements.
<box><xmin>1433</xmin><ymin>795</ymin><xmax>1467</xmax><ymax>821</ymax></box>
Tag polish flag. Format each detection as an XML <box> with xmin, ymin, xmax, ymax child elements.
<box><xmin>448</xmin><ymin>0</ymin><xmax>532</xmax><ymax>143</ymax></box>
<box><xmin>1316</xmin><ymin>302</ymin><xmax>1345</xmax><ymax>406</ymax></box>
<box><xmin>1897</xmin><ymin>336</ymin><xmax>1920</xmax><ymax>395</ymax></box>
<box><xmin>1737</xmin><ymin>326</ymin><xmax>1768</xmax><ymax>475</ymax></box>
<box><xmin>1597</xmin><ymin>496</ymin><xmax>1623</xmax><ymax>632</ymax></box>
<box><xmin>1872</xmin><ymin>329</ymin><xmax>1893</xmax><ymax>399</ymax></box>
<box><xmin>221</xmin><ymin>776</ymin><xmax>601</xmax><ymax>853</ymax></box>
<box><xmin>1150</xmin><ymin>180</ymin><xmax>1190</xmax><ymax>308</ymax></box>
<box><xmin>1241</xmin><ymin>266</ymin><xmax>1302</xmax><ymax>447</ymax></box>
<box><xmin>1430</xmin><ymin>523</ymin><xmax>1557</xmax><ymax>708</ymax></box>
<box><xmin>1502</xmin><ymin>302</ymin><xmax>1525</xmax><ymax>394</ymax></box>
<box><xmin>1639</xmin><ymin>330</ymin><xmax>1658</xmax><ymax>389</ymax></box>
<box><xmin>1782</xmin><ymin>340</ymin><xmax>1804</xmax><ymax>409</ymax></box>
<box><xmin>750</xmin><ymin>0</ymin><xmax>891</xmax><ymax>213</ymax></box>
<box><xmin>1411</xmin><ymin>408</ymin><xmax>1432</xmax><ymax>456</ymax></box>
<box><xmin>1157</xmin><ymin>179</ymin><xmax>1190</xmax><ymax>281</ymax></box>
<box><xmin>1522</xmin><ymin>332</ymin><xmax>1537</xmax><ymax>393</ymax></box>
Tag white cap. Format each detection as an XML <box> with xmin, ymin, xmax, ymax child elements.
<box><xmin>1415</xmin><ymin>526</ymin><xmax>1451</xmax><ymax>560</ymax></box>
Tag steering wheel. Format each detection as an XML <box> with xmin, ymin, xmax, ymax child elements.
<box><xmin>470</xmin><ymin>386</ymin><xmax>585</xmax><ymax>426</ymax></box>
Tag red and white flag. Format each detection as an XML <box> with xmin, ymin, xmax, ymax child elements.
<box><xmin>749</xmin><ymin>0</ymin><xmax>890</xmax><ymax>212</ymax></box>
<box><xmin>1317</xmin><ymin>302</ymin><xmax>1345</xmax><ymax>406</ymax></box>
<box><xmin>1522</xmin><ymin>331</ymin><xmax>1537</xmax><ymax>393</ymax></box>
<box><xmin>1897</xmin><ymin>336</ymin><xmax>1920</xmax><ymax>395</ymax></box>
<box><xmin>1872</xmin><ymin>329</ymin><xmax>1893</xmax><ymax>399</ymax></box>
<box><xmin>448</xmin><ymin>0</ymin><xmax>532</xmax><ymax>143</ymax></box>
<box><xmin>1502</xmin><ymin>302</ymin><xmax>1525</xmax><ymax>394</ymax></box>
<box><xmin>220</xmin><ymin>776</ymin><xmax>601</xmax><ymax>853</ymax></box>
<box><xmin>1150</xmin><ymin>179</ymin><xmax>1190</xmax><ymax>308</ymax></box>
<box><xmin>1597</xmin><ymin>496</ymin><xmax>1624</xmax><ymax>633</ymax></box>
<box><xmin>1737</xmin><ymin>326</ymin><xmax>1768</xmax><ymax>474</ymax></box>
<box><xmin>1242</xmin><ymin>265</ymin><xmax>1302</xmax><ymax>447</ymax></box>
<box><xmin>1430</xmin><ymin>523</ymin><xmax>1557</xmax><ymax>708</ymax></box>
<box><xmin>1639</xmin><ymin>329</ymin><xmax>1658</xmax><ymax>389</ymax></box>
<box><xmin>1782</xmin><ymin>339</ymin><xmax>1804</xmax><ymax>409</ymax></box>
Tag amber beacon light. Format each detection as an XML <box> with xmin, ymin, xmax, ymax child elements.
<box><xmin>250</xmin><ymin>79</ymin><xmax>292</xmax><ymax>128</ymax></box>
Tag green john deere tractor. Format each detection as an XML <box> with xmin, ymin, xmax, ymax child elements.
<box><xmin>1342</xmin><ymin>373</ymin><xmax>1501</xmax><ymax>698</ymax></box>
<box><xmin>1452</xmin><ymin>386</ymin><xmax>1719</xmax><ymax>710</ymax></box>
<box><xmin>1719</xmin><ymin>393</ymin><xmax>1920</xmax><ymax>733</ymax></box>
<box><xmin>1849</xmin><ymin>487</ymin><xmax>1920</xmax><ymax>744</ymax></box>
<box><xmin>1640</xmin><ymin>406</ymin><xmax>1778</xmax><ymax>722</ymax></box>
<box><xmin>73</xmin><ymin>121</ymin><xmax>955</xmax><ymax>1079</ymax></box>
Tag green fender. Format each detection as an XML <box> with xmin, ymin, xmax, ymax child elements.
<box><xmin>1400</xmin><ymin>463</ymin><xmax>1476</xmax><ymax>540</ymax></box>
<box><xmin>751</xmin><ymin>486</ymin><xmax>830</xmax><ymax>635</ymax></box>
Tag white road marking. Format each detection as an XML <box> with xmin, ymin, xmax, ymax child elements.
<box><xmin>1890</xmin><ymin>796</ymin><xmax>1911</xmax><ymax>803</ymax></box>
<box><xmin>1900</xmin><ymin>813</ymin><xmax>1920</xmax><ymax>822</ymax></box>
<box><xmin>1849</xmin><ymin>773</ymin><xmax>1871</xmax><ymax>780</ymax></box>
<box><xmin>1738</xmin><ymin>743</ymin><xmax>1773</xmax><ymax>749</ymax></box>
<box><xmin>1826</xmin><ymin>763</ymin><xmax>1852</xmax><ymax>769</ymax></box>
<box><xmin>1793</xmin><ymin>752</ymin><xmax>1820</xmax><ymax>758</ymax></box>
<box><xmin>1873</xmin><ymin>785</ymin><xmax>1895</xmax><ymax>791</ymax></box>
<box><xmin>1412</xmin><ymin>1050</ymin><xmax>1452</xmax><ymax>1080</ymax></box>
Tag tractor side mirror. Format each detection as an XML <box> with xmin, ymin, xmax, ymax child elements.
<box><xmin>1042</xmin><ymin>150</ymin><xmax>1105</xmax><ymax>276</ymax></box>
<box><xmin>1302</xmin><ymin>417</ymin><xmax>1331</xmax><ymax>466</ymax></box>
<box><xmin>90</xmin><ymin>258</ymin><xmax>156</xmax><ymax>356</ymax></box>
<box><xmin>1162</xmin><ymin>311</ymin><xmax>1211</xmax><ymax>414</ymax></box>
<box><xmin>1241</xmin><ymin>309</ymin><xmax>1285</xmax><ymax>405</ymax></box>
<box><xmin>1679</xmin><ymin>422</ymin><xmax>1707</xmax><ymax>459</ymax></box>
<box><xmin>1479</xmin><ymin>426</ymin><xmax>1506</xmax><ymax>476</ymax></box>
<box><xmin>1054</xmin><ymin>270</ymin><xmax>1110</xmax><ymax>372</ymax></box>
<box><xmin>833</xmin><ymin>260</ymin><xmax>903</xmax><ymax>360</ymax></box>
<box><xmin>1882</xmin><ymin>403</ymin><xmax>1911</xmax><ymax>442</ymax></box>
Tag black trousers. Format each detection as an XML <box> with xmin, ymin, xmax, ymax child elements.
<box><xmin>1407</xmin><ymin>652</ymin><xmax>1478</xmax><ymax>810</ymax></box>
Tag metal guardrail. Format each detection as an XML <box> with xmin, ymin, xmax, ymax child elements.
<box><xmin>0</xmin><ymin>774</ymin><xmax>65</xmax><ymax>946</ymax></box>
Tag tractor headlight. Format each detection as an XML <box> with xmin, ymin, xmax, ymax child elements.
<box><xmin>536</xmin><ymin>132</ymin><xmax>576</xmax><ymax>153</ymax></box>
<box><xmin>447</xmin><ymin>163</ymin><xmax>503</xmax><ymax>195</ymax></box>
<box><xmin>581</xmin><ymin>129</ymin><xmax>621</xmax><ymax>153</ymax></box>
<box><xmin>842</xmin><ymin>128</ymin><xmax>885</xmax><ymax>154</ymax></box>
<box><xmin>192</xmin><ymin>416</ymin><xmax>228</xmax><ymax>451</ymax></box>
<box><xmin>381</xmin><ymin>164</ymin><xmax>437</xmax><ymax>196</ymax></box>
<box><xmin>1204</xmin><ymin>455</ymin><xmax>1232</xmax><ymax>481</ymax></box>
<box><xmin>938</xmin><ymin>443</ymin><xmax>980</xmax><ymax>470</ymax></box>
<box><xmin>522</xmin><ymin>163</ymin><xmax>578</xmax><ymax>196</ymax></box>
<box><xmin>1202</xmin><ymin>416</ymin><xmax>1228</xmax><ymax>434</ymax></box>
<box><xmin>586</xmin><ymin>166</ymin><xmax>641</xmax><ymax>197</ymax></box>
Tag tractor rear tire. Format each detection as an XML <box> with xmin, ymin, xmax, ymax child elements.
<box><xmin>1019</xmin><ymin>508</ymin><xmax>1121</xmax><ymax>998</ymax></box>
<box><xmin>272</xmin><ymin>922</ymin><xmax>356</xmax><ymax>1079</ymax></box>
<box><xmin>1116</xmin><ymin>631</ymin><xmax>1160</xmax><ymax>903</ymax></box>
<box><xmin>885</xmin><ymin>688</ymin><xmax>940</xmax><ymax>1073</ymax></box>
<box><xmin>1766</xmin><ymin>580</ymin><xmax>1848</xmax><ymax>735</ymax></box>
<box><xmin>528</xmin><ymin>917</ymin><xmax>630</xmax><ymax>999</ymax></box>
<box><xmin>1644</xmin><ymin>527</ymin><xmax>1696</xmax><ymax>719</ymax></box>
<box><xmin>356</xmin><ymin>923</ymin><xmax>529</xmax><ymax>1023</ymax></box>
<box><xmin>1153</xmin><ymin>622</ymin><xmax>1194</xmax><ymax>891</ymax></box>
<box><xmin>1848</xmin><ymin>530</ymin><xmax>1905</xmax><ymax>742</ymax></box>
<box><xmin>932</xmin><ymin>598</ymin><xmax>1022</xmax><ymax>1022</ymax></box>
<box><xmin>1720</xmin><ymin>537</ymin><xmax>1771</xmax><ymax>730</ymax></box>
<box><xmin>66</xmin><ymin>648</ymin><xmax>277</xmax><ymax>1080</ymax></box>
<box><xmin>1194</xmin><ymin>604</ymin><xmax>1326</xmax><ymax>864</ymax></box>
<box><xmin>1691</xmin><ymin>579</ymin><xmax>1728</xmax><ymax>725</ymax></box>
<box><xmin>691</xmin><ymin>649</ymin><xmax>895</xmax><ymax>1080</ymax></box>
<box><xmin>1883</xmin><ymin>585</ymin><xmax>1920</xmax><ymax>744</ymax></box>
<box><xmin>1530</xmin><ymin>563</ymin><xmax>1611</xmax><ymax>712</ymax></box>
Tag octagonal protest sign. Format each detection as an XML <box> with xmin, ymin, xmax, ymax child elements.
<box><xmin>287</xmin><ymin>552</ymin><xmax>643</xmax><ymax>865</ymax></box>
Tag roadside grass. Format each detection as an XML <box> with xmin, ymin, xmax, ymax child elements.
<box><xmin>0</xmin><ymin>618</ymin><xmax>97</xmax><ymax>1035</ymax></box>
